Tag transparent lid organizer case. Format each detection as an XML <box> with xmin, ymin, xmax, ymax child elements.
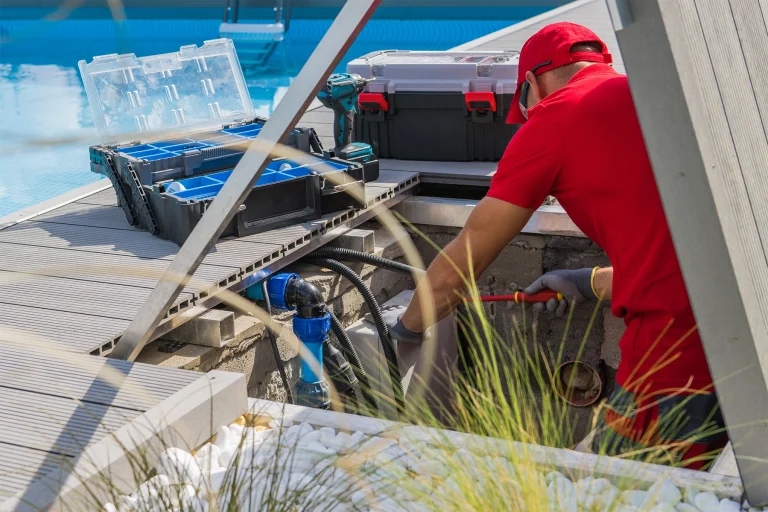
<box><xmin>79</xmin><ymin>39</ymin><xmax>367</xmax><ymax>245</ymax></box>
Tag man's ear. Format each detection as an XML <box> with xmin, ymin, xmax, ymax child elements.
<box><xmin>525</xmin><ymin>70</ymin><xmax>544</xmax><ymax>105</ymax></box>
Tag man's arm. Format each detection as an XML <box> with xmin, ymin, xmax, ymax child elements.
<box><xmin>400</xmin><ymin>197</ymin><xmax>535</xmax><ymax>333</ymax></box>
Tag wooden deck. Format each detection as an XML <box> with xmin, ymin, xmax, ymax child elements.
<box><xmin>0</xmin><ymin>340</ymin><xmax>245</xmax><ymax>507</ymax></box>
<box><xmin>0</xmin><ymin>145</ymin><xmax>418</xmax><ymax>356</ymax></box>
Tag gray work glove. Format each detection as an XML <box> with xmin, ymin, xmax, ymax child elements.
<box><xmin>525</xmin><ymin>268</ymin><xmax>598</xmax><ymax>318</ymax></box>
<box><xmin>380</xmin><ymin>304</ymin><xmax>424</xmax><ymax>344</ymax></box>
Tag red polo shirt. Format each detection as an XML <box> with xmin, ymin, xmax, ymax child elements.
<box><xmin>488</xmin><ymin>64</ymin><xmax>712</xmax><ymax>392</ymax></box>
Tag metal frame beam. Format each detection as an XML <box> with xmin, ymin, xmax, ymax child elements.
<box><xmin>110</xmin><ymin>0</ymin><xmax>383</xmax><ymax>361</ymax></box>
<box><xmin>608</xmin><ymin>0</ymin><xmax>768</xmax><ymax>504</ymax></box>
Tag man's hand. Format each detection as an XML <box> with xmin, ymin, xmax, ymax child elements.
<box><xmin>381</xmin><ymin>304</ymin><xmax>424</xmax><ymax>344</ymax></box>
<box><xmin>525</xmin><ymin>268</ymin><xmax>598</xmax><ymax>317</ymax></box>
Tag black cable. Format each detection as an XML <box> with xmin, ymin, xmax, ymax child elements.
<box><xmin>303</xmin><ymin>257</ymin><xmax>405</xmax><ymax>413</ymax></box>
<box><xmin>329</xmin><ymin>312</ymin><xmax>378</xmax><ymax>415</ymax></box>
<box><xmin>309</xmin><ymin>247</ymin><xmax>424</xmax><ymax>277</ymax></box>
<box><xmin>263</xmin><ymin>280</ymin><xmax>294</xmax><ymax>404</ymax></box>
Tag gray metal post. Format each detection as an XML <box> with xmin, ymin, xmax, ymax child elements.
<box><xmin>608</xmin><ymin>0</ymin><xmax>768</xmax><ymax>504</ymax></box>
<box><xmin>110</xmin><ymin>0</ymin><xmax>382</xmax><ymax>362</ymax></box>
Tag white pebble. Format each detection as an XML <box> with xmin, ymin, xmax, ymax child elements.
<box><xmin>196</xmin><ymin>443</ymin><xmax>221</xmax><ymax>474</ymax></box>
<box><xmin>299</xmin><ymin>429</ymin><xmax>324</xmax><ymax>444</ymax></box>
<box><xmin>298</xmin><ymin>422</ymin><xmax>314</xmax><ymax>435</ymax></box>
<box><xmin>545</xmin><ymin>471</ymin><xmax>566</xmax><ymax>484</ymax></box>
<box><xmin>103</xmin><ymin>504</ymin><xmax>117</xmax><ymax>512</ymax></box>
<box><xmin>350</xmin><ymin>430</ymin><xmax>367</xmax><ymax>444</ymax></box>
<box><xmin>645</xmin><ymin>480</ymin><xmax>682</xmax><ymax>508</ymax></box>
<box><xmin>361</xmin><ymin>436</ymin><xmax>398</xmax><ymax>456</ymax></box>
<box><xmin>134</xmin><ymin>475</ymin><xmax>171</xmax><ymax>507</ymax></box>
<box><xmin>623</xmin><ymin>490</ymin><xmax>648</xmax><ymax>508</ymax></box>
<box><xmin>676</xmin><ymin>504</ymin><xmax>699</xmax><ymax>512</ymax></box>
<box><xmin>319</xmin><ymin>426</ymin><xmax>336</xmax><ymax>436</ymax></box>
<box><xmin>304</xmin><ymin>440</ymin><xmax>336</xmax><ymax>457</ymax></box>
<box><xmin>229</xmin><ymin>422</ymin><xmax>244</xmax><ymax>437</ymax></box>
<box><xmin>695</xmin><ymin>491</ymin><xmax>722</xmax><ymax>512</ymax></box>
<box><xmin>685</xmin><ymin>486</ymin><xmax>700</xmax><ymax>506</ymax></box>
<box><xmin>213</xmin><ymin>426</ymin><xmax>238</xmax><ymax>451</ymax></box>
<box><xmin>286</xmin><ymin>471</ymin><xmax>314</xmax><ymax>491</ymax></box>
<box><xmin>548</xmin><ymin>476</ymin><xmax>575</xmax><ymax>507</ymax></box>
<box><xmin>117</xmin><ymin>494</ymin><xmax>137</xmax><ymax>511</ymax></box>
<box><xmin>599</xmin><ymin>486</ymin><xmax>622</xmax><ymax>508</ymax></box>
<box><xmin>575</xmin><ymin>477</ymin><xmax>612</xmax><ymax>504</ymax></box>
<box><xmin>203</xmin><ymin>466</ymin><xmax>228</xmax><ymax>496</ymax></box>
<box><xmin>614</xmin><ymin>507</ymin><xmax>640</xmax><ymax>512</ymax></box>
<box><xmin>327</xmin><ymin>431</ymin><xmax>355</xmax><ymax>453</ymax></box>
<box><xmin>156</xmin><ymin>448</ymin><xmax>201</xmax><ymax>485</ymax></box>
<box><xmin>268</xmin><ymin>417</ymin><xmax>293</xmax><ymax>429</ymax></box>
<box><xmin>720</xmin><ymin>499</ymin><xmax>742</xmax><ymax>512</ymax></box>
<box><xmin>411</xmin><ymin>459</ymin><xmax>449</xmax><ymax>478</ymax></box>
<box><xmin>243</xmin><ymin>427</ymin><xmax>276</xmax><ymax>447</ymax></box>
<box><xmin>650</xmin><ymin>504</ymin><xmax>677</xmax><ymax>512</ymax></box>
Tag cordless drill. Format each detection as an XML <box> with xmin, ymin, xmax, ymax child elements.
<box><xmin>316</xmin><ymin>73</ymin><xmax>375</xmax><ymax>163</ymax></box>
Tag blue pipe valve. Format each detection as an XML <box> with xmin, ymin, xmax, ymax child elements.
<box><xmin>292</xmin><ymin>313</ymin><xmax>332</xmax><ymax>409</ymax></box>
<box><xmin>246</xmin><ymin>273</ymin><xmax>331</xmax><ymax>409</ymax></box>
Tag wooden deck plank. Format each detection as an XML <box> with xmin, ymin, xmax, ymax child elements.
<box><xmin>0</xmin><ymin>270</ymin><xmax>195</xmax><ymax>321</ymax></box>
<box><xmin>33</xmin><ymin>202</ymin><xmax>139</xmax><ymax>231</ymax></box>
<box><xmin>0</xmin><ymin>388</ymin><xmax>137</xmax><ymax>456</ymax></box>
<box><xmin>0</xmin><ymin>341</ymin><xmax>200</xmax><ymax>409</ymax></box>
<box><xmin>0</xmin><ymin>243</ymin><xmax>239</xmax><ymax>297</ymax></box>
<box><xmin>0</xmin><ymin>445</ymin><xmax>65</xmax><ymax>500</ymax></box>
<box><xmin>0</xmin><ymin>221</ymin><xmax>281</xmax><ymax>273</ymax></box>
<box><xmin>0</xmin><ymin>304</ymin><xmax>129</xmax><ymax>353</ymax></box>
<box><xmin>75</xmin><ymin>188</ymin><xmax>118</xmax><ymax>207</ymax></box>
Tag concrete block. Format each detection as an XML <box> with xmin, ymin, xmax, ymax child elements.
<box><xmin>162</xmin><ymin>309</ymin><xmax>235</xmax><ymax>348</ymax></box>
<box><xmin>350</xmin><ymin>290</ymin><xmax>457</xmax><ymax>421</ymax></box>
<box><xmin>601</xmin><ymin>308</ymin><xmax>625</xmax><ymax>369</ymax></box>
<box><xmin>328</xmin><ymin>228</ymin><xmax>375</xmax><ymax>253</ymax></box>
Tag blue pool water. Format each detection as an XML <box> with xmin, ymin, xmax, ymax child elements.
<box><xmin>0</xmin><ymin>15</ymin><xmax>536</xmax><ymax>217</ymax></box>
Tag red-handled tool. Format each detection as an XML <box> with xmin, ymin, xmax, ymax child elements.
<box><xmin>466</xmin><ymin>290</ymin><xmax>564</xmax><ymax>303</ymax></box>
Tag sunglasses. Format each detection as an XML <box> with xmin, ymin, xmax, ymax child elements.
<box><xmin>518</xmin><ymin>60</ymin><xmax>552</xmax><ymax>120</ymax></box>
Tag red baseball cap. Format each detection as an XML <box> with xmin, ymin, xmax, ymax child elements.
<box><xmin>507</xmin><ymin>22</ymin><xmax>613</xmax><ymax>124</ymax></box>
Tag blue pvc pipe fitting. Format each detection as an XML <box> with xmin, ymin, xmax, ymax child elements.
<box><xmin>245</xmin><ymin>273</ymin><xmax>299</xmax><ymax>311</ymax></box>
<box><xmin>293</xmin><ymin>313</ymin><xmax>331</xmax><ymax>383</ymax></box>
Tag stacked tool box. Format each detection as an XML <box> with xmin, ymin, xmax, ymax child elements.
<box><xmin>348</xmin><ymin>50</ymin><xmax>520</xmax><ymax>162</ymax></box>
<box><xmin>80</xmin><ymin>39</ymin><xmax>375</xmax><ymax>246</ymax></box>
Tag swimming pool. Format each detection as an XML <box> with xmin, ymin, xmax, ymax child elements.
<box><xmin>0</xmin><ymin>15</ymin><xmax>536</xmax><ymax>217</ymax></box>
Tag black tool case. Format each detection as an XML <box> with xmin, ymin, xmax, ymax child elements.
<box><xmin>348</xmin><ymin>50</ymin><xmax>521</xmax><ymax>162</ymax></box>
<box><xmin>80</xmin><ymin>39</ymin><xmax>369</xmax><ymax>245</ymax></box>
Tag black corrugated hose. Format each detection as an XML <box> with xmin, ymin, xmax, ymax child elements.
<box><xmin>309</xmin><ymin>247</ymin><xmax>424</xmax><ymax>277</ymax></box>
<box><xmin>262</xmin><ymin>280</ymin><xmax>294</xmax><ymax>404</ymax></box>
<box><xmin>303</xmin><ymin>256</ymin><xmax>405</xmax><ymax>413</ymax></box>
<box><xmin>329</xmin><ymin>312</ymin><xmax>378</xmax><ymax>415</ymax></box>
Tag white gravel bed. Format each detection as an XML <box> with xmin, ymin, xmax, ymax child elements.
<box><xmin>105</xmin><ymin>419</ymin><xmax>763</xmax><ymax>512</ymax></box>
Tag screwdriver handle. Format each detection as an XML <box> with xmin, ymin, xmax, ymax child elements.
<box><xmin>514</xmin><ymin>290</ymin><xmax>564</xmax><ymax>303</ymax></box>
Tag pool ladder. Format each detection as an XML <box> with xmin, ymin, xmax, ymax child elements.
<box><xmin>220</xmin><ymin>0</ymin><xmax>292</xmax><ymax>69</ymax></box>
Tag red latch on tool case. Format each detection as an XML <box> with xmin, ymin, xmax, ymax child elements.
<box><xmin>358</xmin><ymin>93</ymin><xmax>389</xmax><ymax>112</ymax></box>
<box><xmin>464</xmin><ymin>92</ymin><xmax>497</xmax><ymax>112</ymax></box>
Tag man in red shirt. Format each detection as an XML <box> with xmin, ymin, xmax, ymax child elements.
<box><xmin>389</xmin><ymin>22</ymin><xmax>727</xmax><ymax>467</ymax></box>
